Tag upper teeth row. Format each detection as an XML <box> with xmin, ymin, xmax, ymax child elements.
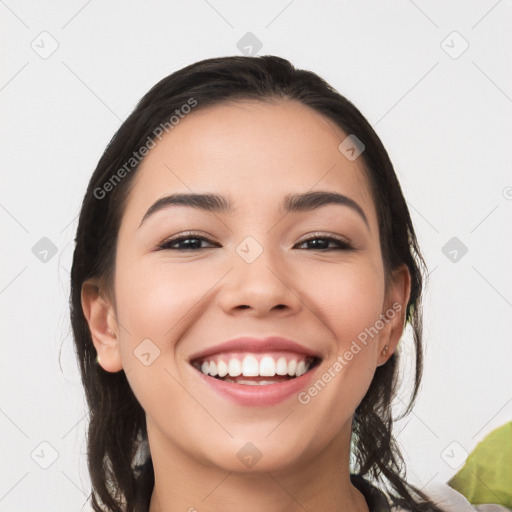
<box><xmin>198</xmin><ymin>356</ymin><xmax>311</xmax><ymax>378</ymax></box>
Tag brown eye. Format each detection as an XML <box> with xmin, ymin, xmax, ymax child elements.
<box><xmin>295</xmin><ymin>234</ymin><xmax>354</xmax><ymax>251</ymax></box>
<box><xmin>157</xmin><ymin>233</ymin><xmax>219</xmax><ymax>251</ymax></box>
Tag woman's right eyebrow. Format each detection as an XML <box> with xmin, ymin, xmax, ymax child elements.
<box><xmin>138</xmin><ymin>191</ymin><xmax>369</xmax><ymax>230</ymax></box>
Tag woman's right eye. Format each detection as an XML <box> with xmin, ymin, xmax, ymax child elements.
<box><xmin>157</xmin><ymin>233</ymin><xmax>219</xmax><ymax>251</ymax></box>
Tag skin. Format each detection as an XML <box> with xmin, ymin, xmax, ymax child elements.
<box><xmin>82</xmin><ymin>99</ymin><xmax>411</xmax><ymax>512</ymax></box>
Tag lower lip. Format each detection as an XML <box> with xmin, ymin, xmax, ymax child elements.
<box><xmin>193</xmin><ymin>365</ymin><xmax>319</xmax><ymax>407</ymax></box>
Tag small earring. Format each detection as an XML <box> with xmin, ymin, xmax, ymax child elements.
<box><xmin>382</xmin><ymin>344</ymin><xmax>389</xmax><ymax>355</ymax></box>
<box><xmin>96</xmin><ymin>353</ymin><xmax>101</xmax><ymax>365</ymax></box>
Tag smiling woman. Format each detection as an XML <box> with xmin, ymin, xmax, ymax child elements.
<box><xmin>71</xmin><ymin>56</ymin><xmax>447</xmax><ymax>512</ymax></box>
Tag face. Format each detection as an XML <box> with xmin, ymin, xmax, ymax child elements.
<box><xmin>84</xmin><ymin>99</ymin><xmax>409</xmax><ymax>475</ymax></box>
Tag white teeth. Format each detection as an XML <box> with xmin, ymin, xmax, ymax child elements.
<box><xmin>276</xmin><ymin>357</ymin><xmax>288</xmax><ymax>375</ymax></box>
<box><xmin>228</xmin><ymin>359</ymin><xmax>242</xmax><ymax>377</ymax></box>
<box><xmin>196</xmin><ymin>355</ymin><xmax>316</xmax><ymax>379</ymax></box>
<box><xmin>259</xmin><ymin>356</ymin><xmax>276</xmax><ymax>376</ymax></box>
<box><xmin>217</xmin><ymin>359</ymin><xmax>228</xmax><ymax>377</ymax></box>
<box><xmin>224</xmin><ymin>378</ymin><xmax>280</xmax><ymax>385</ymax></box>
<box><xmin>242</xmin><ymin>355</ymin><xmax>259</xmax><ymax>376</ymax></box>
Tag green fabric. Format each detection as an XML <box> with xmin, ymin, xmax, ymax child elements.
<box><xmin>448</xmin><ymin>421</ymin><xmax>512</xmax><ymax>508</ymax></box>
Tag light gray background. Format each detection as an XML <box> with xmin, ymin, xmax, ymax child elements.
<box><xmin>1</xmin><ymin>1</ymin><xmax>511</xmax><ymax>510</ymax></box>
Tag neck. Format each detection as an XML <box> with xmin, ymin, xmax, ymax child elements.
<box><xmin>147</xmin><ymin>420</ymin><xmax>369</xmax><ymax>512</ymax></box>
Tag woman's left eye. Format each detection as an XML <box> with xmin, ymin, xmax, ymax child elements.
<box><xmin>295</xmin><ymin>235</ymin><xmax>354</xmax><ymax>251</ymax></box>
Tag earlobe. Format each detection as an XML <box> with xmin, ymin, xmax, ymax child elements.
<box><xmin>377</xmin><ymin>265</ymin><xmax>412</xmax><ymax>367</ymax></box>
<box><xmin>81</xmin><ymin>279</ymin><xmax>123</xmax><ymax>373</ymax></box>
<box><xmin>376</xmin><ymin>343</ymin><xmax>391</xmax><ymax>367</ymax></box>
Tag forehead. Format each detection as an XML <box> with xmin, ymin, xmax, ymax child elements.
<box><xmin>121</xmin><ymin>99</ymin><xmax>376</xmax><ymax>226</ymax></box>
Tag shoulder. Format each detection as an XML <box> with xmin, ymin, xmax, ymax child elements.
<box><xmin>350</xmin><ymin>474</ymin><xmax>504</xmax><ymax>512</ymax></box>
<box><xmin>421</xmin><ymin>482</ymin><xmax>507</xmax><ymax>512</ymax></box>
<box><xmin>390</xmin><ymin>481</ymin><xmax>508</xmax><ymax>512</ymax></box>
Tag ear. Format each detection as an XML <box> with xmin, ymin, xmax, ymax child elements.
<box><xmin>376</xmin><ymin>264</ymin><xmax>412</xmax><ymax>367</ymax></box>
<box><xmin>81</xmin><ymin>279</ymin><xmax>123</xmax><ymax>373</ymax></box>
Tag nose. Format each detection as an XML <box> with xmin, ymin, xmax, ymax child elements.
<box><xmin>217</xmin><ymin>242</ymin><xmax>303</xmax><ymax>318</ymax></box>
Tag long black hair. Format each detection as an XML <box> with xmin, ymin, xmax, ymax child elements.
<box><xmin>70</xmin><ymin>55</ymin><xmax>445</xmax><ymax>512</ymax></box>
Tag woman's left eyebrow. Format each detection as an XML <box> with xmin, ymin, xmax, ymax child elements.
<box><xmin>138</xmin><ymin>190</ymin><xmax>369</xmax><ymax>230</ymax></box>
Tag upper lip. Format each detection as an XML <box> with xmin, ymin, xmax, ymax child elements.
<box><xmin>188</xmin><ymin>336</ymin><xmax>323</xmax><ymax>362</ymax></box>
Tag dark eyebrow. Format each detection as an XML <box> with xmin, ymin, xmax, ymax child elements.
<box><xmin>283</xmin><ymin>191</ymin><xmax>369</xmax><ymax>228</ymax></box>
<box><xmin>139</xmin><ymin>193</ymin><xmax>233</xmax><ymax>227</ymax></box>
<box><xmin>138</xmin><ymin>191</ymin><xmax>369</xmax><ymax>229</ymax></box>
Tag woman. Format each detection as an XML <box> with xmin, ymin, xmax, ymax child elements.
<box><xmin>71</xmin><ymin>55</ymin><xmax>447</xmax><ymax>512</ymax></box>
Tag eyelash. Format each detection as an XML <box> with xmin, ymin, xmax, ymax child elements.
<box><xmin>157</xmin><ymin>231</ymin><xmax>354</xmax><ymax>252</ymax></box>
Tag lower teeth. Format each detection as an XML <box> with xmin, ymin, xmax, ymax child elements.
<box><xmin>220</xmin><ymin>376</ymin><xmax>293</xmax><ymax>385</ymax></box>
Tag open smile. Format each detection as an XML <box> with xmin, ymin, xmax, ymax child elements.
<box><xmin>191</xmin><ymin>352</ymin><xmax>321</xmax><ymax>385</ymax></box>
<box><xmin>188</xmin><ymin>337</ymin><xmax>323</xmax><ymax>406</ymax></box>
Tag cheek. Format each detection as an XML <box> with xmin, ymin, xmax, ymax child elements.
<box><xmin>300</xmin><ymin>258</ymin><xmax>386</xmax><ymax>347</ymax></box>
<box><xmin>112</xmin><ymin>259</ymin><xmax>206</xmax><ymax>415</ymax></box>
<box><xmin>114</xmin><ymin>257</ymin><xmax>207</xmax><ymax>340</ymax></box>
<box><xmin>297</xmin><ymin>257</ymin><xmax>385</xmax><ymax>403</ymax></box>
<box><xmin>294</xmin><ymin>263</ymin><xmax>385</xmax><ymax>434</ymax></box>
